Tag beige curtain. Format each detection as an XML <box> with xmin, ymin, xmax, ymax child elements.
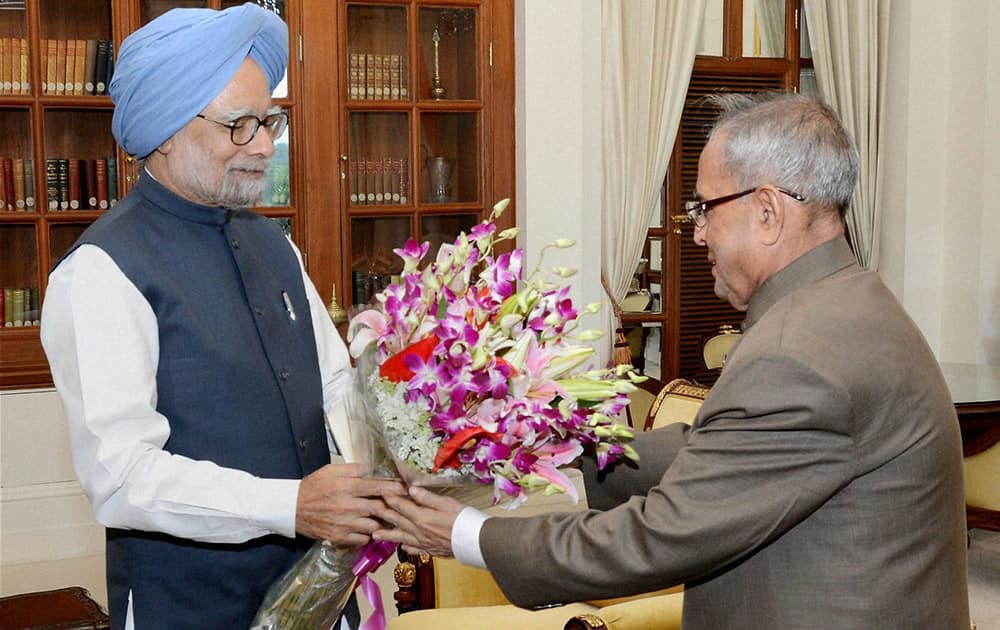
<box><xmin>755</xmin><ymin>0</ymin><xmax>786</xmax><ymax>58</ymax></box>
<box><xmin>601</xmin><ymin>0</ymin><xmax>706</xmax><ymax>346</ymax></box>
<box><xmin>802</xmin><ymin>0</ymin><xmax>891</xmax><ymax>269</ymax></box>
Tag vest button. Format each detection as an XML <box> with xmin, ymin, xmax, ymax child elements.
<box><xmin>254</xmin><ymin>306</ymin><xmax>263</xmax><ymax>316</ymax></box>
<box><xmin>298</xmin><ymin>438</ymin><xmax>309</xmax><ymax>450</ymax></box>
<box><xmin>279</xmin><ymin>370</ymin><xmax>290</xmax><ymax>380</ymax></box>
<box><xmin>231</xmin><ymin>238</ymin><xmax>240</xmax><ymax>249</ymax></box>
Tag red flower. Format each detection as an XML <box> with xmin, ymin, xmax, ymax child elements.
<box><xmin>379</xmin><ymin>335</ymin><xmax>439</xmax><ymax>383</ymax></box>
<box><xmin>432</xmin><ymin>426</ymin><xmax>502</xmax><ymax>472</ymax></box>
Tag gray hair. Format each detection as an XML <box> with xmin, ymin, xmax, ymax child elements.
<box><xmin>707</xmin><ymin>92</ymin><xmax>858</xmax><ymax>216</ymax></box>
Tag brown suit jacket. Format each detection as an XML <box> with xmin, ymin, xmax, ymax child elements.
<box><xmin>480</xmin><ymin>238</ymin><xmax>969</xmax><ymax>629</ymax></box>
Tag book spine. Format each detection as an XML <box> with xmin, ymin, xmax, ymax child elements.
<box><xmin>104</xmin><ymin>40</ymin><xmax>114</xmax><ymax>94</ymax></box>
<box><xmin>57</xmin><ymin>158</ymin><xmax>69</xmax><ymax>210</ymax></box>
<box><xmin>349</xmin><ymin>53</ymin><xmax>359</xmax><ymax>100</ymax></box>
<box><xmin>373</xmin><ymin>53</ymin><xmax>383</xmax><ymax>100</ymax></box>
<box><xmin>12</xmin><ymin>157</ymin><xmax>25</xmax><ymax>211</ymax></box>
<box><xmin>22</xmin><ymin>287</ymin><xmax>33</xmax><ymax>326</ymax></box>
<box><xmin>348</xmin><ymin>159</ymin><xmax>357</xmax><ymax>205</ymax></box>
<box><xmin>0</xmin><ymin>288</ymin><xmax>4</xmax><ymax>326</ymax></box>
<box><xmin>2</xmin><ymin>158</ymin><xmax>14</xmax><ymax>212</ymax></box>
<box><xmin>389</xmin><ymin>55</ymin><xmax>400</xmax><ymax>100</ymax></box>
<box><xmin>0</xmin><ymin>157</ymin><xmax>6</xmax><ymax>211</ymax></box>
<box><xmin>399</xmin><ymin>56</ymin><xmax>408</xmax><ymax>100</ymax></box>
<box><xmin>95</xmin><ymin>158</ymin><xmax>108</xmax><ymax>209</ymax></box>
<box><xmin>46</xmin><ymin>39</ymin><xmax>56</xmax><ymax>95</ymax></box>
<box><xmin>94</xmin><ymin>40</ymin><xmax>109</xmax><ymax>96</ymax></box>
<box><xmin>64</xmin><ymin>39</ymin><xmax>76</xmax><ymax>95</ymax></box>
<box><xmin>79</xmin><ymin>158</ymin><xmax>91</xmax><ymax>209</ymax></box>
<box><xmin>3</xmin><ymin>287</ymin><xmax>11</xmax><ymax>327</ymax></box>
<box><xmin>83</xmin><ymin>39</ymin><xmax>97</xmax><ymax>94</ymax></box>
<box><xmin>20</xmin><ymin>38</ymin><xmax>28</xmax><ymax>94</ymax></box>
<box><xmin>107</xmin><ymin>156</ymin><xmax>118</xmax><ymax>206</ymax></box>
<box><xmin>55</xmin><ymin>39</ymin><xmax>66</xmax><ymax>95</ymax></box>
<box><xmin>86</xmin><ymin>158</ymin><xmax>98</xmax><ymax>209</ymax></box>
<box><xmin>2</xmin><ymin>37</ymin><xmax>11</xmax><ymax>95</ymax></box>
<box><xmin>73</xmin><ymin>39</ymin><xmax>86</xmax><ymax>95</ymax></box>
<box><xmin>23</xmin><ymin>158</ymin><xmax>34</xmax><ymax>210</ymax></box>
<box><xmin>365</xmin><ymin>159</ymin><xmax>375</xmax><ymax>203</ymax></box>
<box><xmin>365</xmin><ymin>54</ymin><xmax>375</xmax><ymax>99</ymax></box>
<box><xmin>399</xmin><ymin>158</ymin><xmax>408</xmax><ymax>204</ymax></box>
<box><xmin>46</xmin><ymin>158</ymin><xmax>58</xmax><ymax>210</ymax></box>
<box><xmin>10</xmin><ymin>288</ymin><xmax>25</xmax><ymax>327</ymax></box>
<box><xmin>68</xmin><ymin>158</ymin><xmax>81</xmax><ymax>210</ymax></box>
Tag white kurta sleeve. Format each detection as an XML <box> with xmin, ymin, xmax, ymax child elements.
<box><xmin>42</xmin><ymin>244</ymin><xmax>300</xmax><ymax>543</ymax></box>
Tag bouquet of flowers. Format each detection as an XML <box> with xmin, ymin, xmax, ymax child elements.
<box><xmin>251</xmin><ymin>199</ymin><xmax>642</xmax><ymax>630</ymax></box>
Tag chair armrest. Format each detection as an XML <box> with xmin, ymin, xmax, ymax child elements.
<box><xmin>564</xmin><ymin>589</ymin><xmax>684</xmax><ymax>630</ymax></box>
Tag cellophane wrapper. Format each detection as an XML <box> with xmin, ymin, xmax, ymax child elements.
<box><xmin>250</xmin><ymin>346</ymin><xmax>467</xmax><ymax>630</ymax></box>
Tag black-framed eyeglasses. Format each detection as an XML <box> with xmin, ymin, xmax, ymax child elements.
<box><xmin>684</xmin><ymin>187</ymin><xmax>806</xmax><ymax>228</ymax></box>
<box><xmin>196</xmin><ymin>111</ymin><xmax>289</xmax><ymax>146</ymax></box>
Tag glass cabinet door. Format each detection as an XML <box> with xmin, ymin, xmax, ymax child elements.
<box><xmin>348</xmin><ymin>111</ymin><xmax>410</xmax><ymax>207</ymax></box>
<box><xmin>39</xmin><ymin>0</ymin><xmax>114</xmax><ymax>97</ymax></box>
<box><xmin>419</xmin><ymin>112</ymin><xmax>478</xmax><ymax>204</ymax></box>
<box><xmin>0</xmin><ymin>224</ymin><xmax>39</xmax><ymax>327</ymax></box>
<box><xmin>0</xmin><ymin>4</ymin><xmax>29</xmax><ymax>96</ymax></box>
<box><xmin>417</xmin><ymin>6</ymin><xmax>477</xmax><ymax>101</ymax></box>
<box><xmin>0</xmin><ymin>108</ymin><xmax>36</xmax><ymax>212</ymax></box>
<box><xmin>347</xmin><ymin>4</ymin><xmax>409</xmax><ymax>102</ymax></box>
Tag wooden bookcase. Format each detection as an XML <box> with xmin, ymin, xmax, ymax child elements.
<box><xmin>0</xmin><ymin>0</ymin><xmax>514</xmax><ymax>389</ymax></box>
<box><xmin>299</xmin><ymin>0</ymin><xmax>515</xmax><ymax>321</ymax></box>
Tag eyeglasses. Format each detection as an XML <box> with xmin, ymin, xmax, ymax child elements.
<box><xmin>684</xmin><ymin>187</ymin><xmax>806</xmax><ymax>228</ymax></box>
<box><xmin>195</xmin><ymin>111</ymin><xmax>289</xmax><ymax>146</ymax></box>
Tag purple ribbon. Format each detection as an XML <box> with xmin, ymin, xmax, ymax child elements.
<box><xmin>352</xmin><ymin>539</ymin><xmax>398</xmax><ymax>630</ymax></box>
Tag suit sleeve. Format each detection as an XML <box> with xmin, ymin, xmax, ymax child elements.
<box><xmin>480</xmin><ymin>350</ymin><xmax>856</xmax><ymax>608</ymax></box>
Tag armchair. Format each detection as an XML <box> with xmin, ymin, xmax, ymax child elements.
<box><xmin>389</xmin><ymin>380</ymin><xmax>709</xmax><ymax>630</ymax></box>
<box><xmin>963</xmin><ymin>425</ymin><xmax>1000</xmax><ymax>531</ymax></box>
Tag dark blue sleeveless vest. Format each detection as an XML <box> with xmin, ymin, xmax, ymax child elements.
<box><xmin>59</xmin><ymin>173</ymin><xmax>331</xmax><ymax>629</ymax></box>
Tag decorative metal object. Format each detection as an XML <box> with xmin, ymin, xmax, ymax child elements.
<box><xmin>430</xmin><ymin>27</ymin><xmax>446</xmax><ymax>100</ymax></box>
<box><xmin>326</xmin><ymin>284</ymin><xmax>348</xmax><ymax>326</ymax></box>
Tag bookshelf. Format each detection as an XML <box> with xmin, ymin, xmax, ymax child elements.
<box><xmin>0</xmin><ymin>0</ymin><xmax>514</xmax><ymax>389</ymax></box>
<box><xmin>0</xmin><ymin>0</ymin><xmax>303</xmax><ymax>389</ymax></box>
<box><xmin>299</xmin><ymin>0</ymin><xmax>514</xmax><ymax>315</ymax></box>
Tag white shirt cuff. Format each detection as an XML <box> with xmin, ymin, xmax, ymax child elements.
<box><xmin>452</xmin><ymin>506</ymin><xmax>489</xmax><ymax>569</ymax></box>
<box><xmin>252</xmin><ymin>477</ymin><xmax>301</xmax><ymax>538</ymax></box>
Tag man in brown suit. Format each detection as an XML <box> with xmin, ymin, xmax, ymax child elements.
<box><xmin>377</xmin><ymin>92</ymin><xmax>970</xmax><ymax>629</ymax></box>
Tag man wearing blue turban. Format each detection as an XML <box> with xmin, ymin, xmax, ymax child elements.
<box><xmin>41</xmin><ymin>5</ymin><xmax>403</xmax><ymax>629</ymax></box>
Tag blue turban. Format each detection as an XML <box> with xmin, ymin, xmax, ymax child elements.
<box><xmin>110</xmin><ymin>4</ymin><xmax>288</xmax><ymax>158</ymax></box>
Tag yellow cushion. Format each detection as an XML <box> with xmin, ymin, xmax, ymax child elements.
<box><xmin>965</xmin><ymin>442</ymin><xmax>1000</xmax><ymax>509</ymax></box>
<box><xmin>592</xmin><ymin>589</ymin><xmax>684</xmax><ymax>630</ymax></box>
<box><xmin>432</xmin><ymin>559</ymin><xmax>509</xmax><ymax>608</ymax></box>
<box><xmin>651</xmin><ymin>396</ymin><xmax>702</xmax><ymax>429</ymax></box>
<box><xmin>388</xmin><ymin>602</ymin><xmax>598</xmax><ymax>630</ymax></box>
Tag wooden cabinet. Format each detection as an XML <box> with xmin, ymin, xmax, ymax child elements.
<box><xmin>300</xmin><ymin>0</ymin><xmax>514</xmax><ymax>319</ymax></box>
<box><xmin>0</xmin><ymin>0</ymin><xmax>513</xmax><ymax>389</ymax></box>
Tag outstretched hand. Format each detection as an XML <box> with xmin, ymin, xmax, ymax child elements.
<box><xmin>374</xmin><ymin>486</ymin><xmax>466</xmax><ymax>558</ymax></box>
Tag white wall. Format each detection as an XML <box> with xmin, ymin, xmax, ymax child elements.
<box><xmin>880</xmin><ymin>0</ymin><xmax>1000</xmax><ymax>365</ymax></box>
<box><xmin>515</xmin><ymin>0</ymin><xmax>609</xmax><ymax>367</ymax></box>
<box><xmin>0</xmin><ymin>389</ymin><xmax>106</xmax><ymax>604</ymax></box>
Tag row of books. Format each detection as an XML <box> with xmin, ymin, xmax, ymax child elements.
<box><xmin>40</xmin><ymin>39</ymin><xmax>114</xmax><ymax>96</ymax></box>
<box><xmin>348</xmin><ymin>52</ymin><xmax>408</xmax><ymax>101</ymax></box>
<box><xmin>45</xmin><ymin>157</ymin><xmax>118</xmax><ymax>211</ymax></box>
<box><xmin>0</xmin><ymin>157</ymin><xmax>36</xmax><ymax>212</ymax></box>
<box><xmin>1</xmin><ymin>287</ymin><xmax>40</xmax><ymax>328</ymax></box>
<box><xmin>348</xmin><ymin>157</ymin><xmax>409</xmax><ymax>205</ymax></box>
<box><xmin>0</xmin><ymin>38</ymin><xmax>28</xmax><ymax>95</ymax></box>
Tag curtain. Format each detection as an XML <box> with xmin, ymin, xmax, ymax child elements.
<box><xmin>755</xmin><ymin>0</ymin><xmax>785</xmax><ymax>58</ymax></box>
<box><xmin>601</xmin><ymin>0</ymin><xmax>706</xmax><ymax>354</ymax></box>
<box><xmin>802</xmin><ymin>0</ymin><xmax>891</xmax><ymax>269</ymax></box>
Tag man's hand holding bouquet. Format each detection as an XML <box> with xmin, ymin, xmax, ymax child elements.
<box><xmin>252</xmin><ymin>200</ymin><xmax>642</xmax><ymax>630</ymax></box>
